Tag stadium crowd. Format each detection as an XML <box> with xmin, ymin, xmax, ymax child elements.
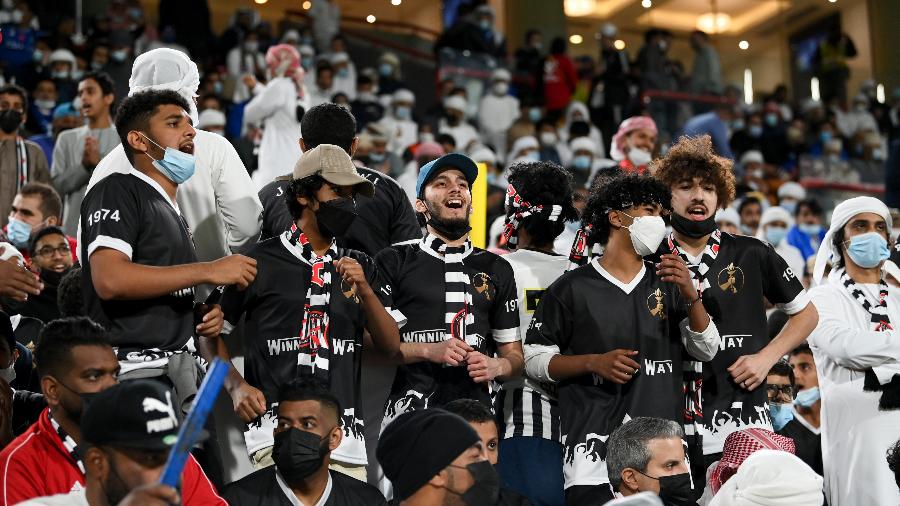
<box><xmin>0</xmin><ymin>1</ymin><xmax>899</xmax><ymax>505</ymax></box>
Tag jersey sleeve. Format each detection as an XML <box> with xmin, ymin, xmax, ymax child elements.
<box><xmin>374</xmin><ymin>247</ymin><xmax>406</xmax><ymax>324</ymax></box>
<box><xmin>258</xmin><ymin>180</ymin><xmax>293</xmax><ymax>241</ymax></box>
<box><xmin>759</xmin><ymin>241</ymin><xmax>809</xmax><ymax>314</ymax></box>
<box><xmin>489</xmin><ymin>257</ymin><xmax>520</xmax><ymax>343</ymax></box>
<box><xmin>362</xmin><ymin>253</ymin><xmax>405</xmax><ymax>327</ymax></box>
<box><xmin>523</xmin><ymin>287</ymin><xmax>572</xmax><ymax>382</ymax></box>
<box><xmin>387</xmin><ymin>181</ymin><xmax>423</xmax><ymax>246</ymax></box>
<box><xmin>81</xmin><ymin>178</ymin><xmax>139</xmax><ymax>260</ymax></box>
<box><xmin>211</xmin><ymin>283</ymin><xmax>248</xmax><ymax>336</ymax></box>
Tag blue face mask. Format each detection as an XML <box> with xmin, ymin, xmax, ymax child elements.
<box><xmin>769</xmin><ymin>402</ymin><xmax>794</xmax><ymax>431</ymax></box>
<box><xmin>368</xmin><ymin>152</ymin><xmax>386</xmax><ymax>163</ymax></box>
<box><xmin>820</xmin><ymin>131</ymin><xmax>832</xmax><ymax>144</ymax></box>
<box><xmin>213</xmin><ymin>81</ymin><xmax>224</xmax><ymax>95</ymax></box>
<box><xmin>379</xmin><ymin>62</ymin><xmax>393</xmax><ymax>77</ymax></box>
<box><xmin>139</xmin><ymin>132</ymin><xmax>196</xmax><ymax>184</ymax></box>
<box><xmin>731</xmin><ymin>119</ymin><xmax>745</xmax><ymax>131</ymax></box>
<box><xmin>337</xmin><ymin>67</ymin><xmax>349</xmax><ymax>79</ymax></box>
<box><xmin>394</xmin><ymin>105</ymin><xmax>411</xmax><ymax>120</ymax></box>
<box><xmin>765</xmin><ymin>226</ymin><xmax>788</xmax><ymax>246</ymax></box>
<box><xmin>846</xmin><ymin>232</ymin><xmax>890</xmax><ymax>269</ymax></box>
<box><xmin>799</xmin><ymin>223</ymin><xmax>821</xmax><ymax>236</ymax></box>
<box><xmin>6</xmin><ymin>217</ymin><xmax>32</xmax><ymax>248</ymax></box>
<box><xmin>572</xmin><ymin>155</ymin><xmax>592</xmax><ymax>170</ymax></box>
<box><xmin>528</xmin><ymin>107</ymin><xmax>542</xmax><ymax>123</ymax></box>
<box><xmin>794</xmin><ymin>387</ymin><xmax>820</xmax><ymax>408</ymax></box>
<box><xmin>749</xmin><ymin>125</ymin><xmax>763</xmax><ymax>138</ymax></box>
<box><xmin>781</xmin><ymin>200</ymin><xmax>797</xmax><ymax>215</ymax></box>
<box><xmin>765</xmin><ymin>113</ymin><xmax>779</xmax><ymax>127</ymax></box>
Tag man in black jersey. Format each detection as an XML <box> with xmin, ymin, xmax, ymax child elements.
<box><xmin>222</xmin><ymin>378</ymin><xmax>388</xmax><ymax>506</ymax></box>
<box><xmin>373</xmin><ymin>153</ymin><xmax>522</xmax><ymax>495</ymax></box>
<box><xmin>80</xmin><ymin>90</ymin><xmax>257</xmax><ymax>400</ymax></box>
<box><xmin>524</xmin><ymin>173</ymin><xmax>719</xmax><ymax>504</ymax></box>
<box><xmin>210</xmin><ymin>143</ymin><xmax>401</xmax><ymax>479</ymax></box>
<box><xmin>256</xmin><ymin>103</ymin><xmax>421</xmax><ymax>255</ymax></box>
<box><xmin>376</xmin><ymin>153</ymin><xmax>523</xmax><ymax>413</ymax></box>
<box><xmin>652</xmin><ymin>135</ymin><xmax>818</xmax><ymax>468</ymax></box>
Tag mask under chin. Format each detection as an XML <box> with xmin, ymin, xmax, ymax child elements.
<box><xmin>428</xmin><ymin>215</ymin><xmax>471</xmax><ymax>241</ymax></box>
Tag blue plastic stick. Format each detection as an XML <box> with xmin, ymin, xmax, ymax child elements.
<box><xmin>159</xmin><ymin>358</ymin><xmax>229</xmax><ymax>488</ymax></box>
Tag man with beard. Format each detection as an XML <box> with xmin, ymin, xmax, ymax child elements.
<box><xmin>0</xmin><ymin>317</ymin><xmax>225</xmax><ymax>505</ymax></box>
<box><xmin>18</xmin><ymin>380</ymin><xmax>204</xmax><ymax>506</ymax></box>
<box><xmin>4</xmin><ymin>226</ymin><xmax>73</xmax><ymax>322</ymax></box>
<box><xmin>374</xmin><ymin>153</ymin><xmax>522</xmax><ymax>496</ymax></box>
<box><xmin>0</xmin><ymin>84</ymin><xmax>50</xmax><ymax>229</ymax></box>
<box><xmin>525</xmin><ymin>173</ymin><xmax>719</xmax><ymax>503</ymax></box>
<box><xmin>222</xmin><ymin>378</ymin><xmax>387</xmax><ymax>505</ymax></box>
<box><xmin>651</xmin><ymin>135</ymin><xmax>818</xmax><ymax>480</ymax></box>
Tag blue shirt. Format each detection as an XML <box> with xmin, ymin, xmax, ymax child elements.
<box><xmin>680</xmin><ymin>112</ymin><xmax>734</xmax><ymax>160</ymax></box>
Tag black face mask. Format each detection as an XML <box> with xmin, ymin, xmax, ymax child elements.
<box><xmin>428</xmin><ymin>216</ymin><xmax>471</xmax><ymax>241</ymax></box>
<box><xmin>637</xmin><ymin>470</ymin><xmax>695</xmax><ymax>506</ymax></box>
<box><xmin>315</xmin><ymin>197</ymin><xmax>357</xmax><ymax>239</ymax></box>
<box><xmin>0</xmin><ymin>109</ymin><xmax>23</xmax><ymax>134</ymax></box>
<box><xmin>670</xmin><ymin>212</ymin><xmax>717</xmax><ymax>239</ymax></box>
<box><xmin>273</xmin><ymin>427</ymin><xmax>331</xmax><ymax>482</ymax></box>
<box><xmin>41</xmin><ymin>267</ymin><xmax>70</xmax><ymax>287</ymax></box>
<box><xmin>657</xmin><ymin>473</ymin><xmax>695</xmax><ymax>506</ymax></box>
<box><xmin>56</xmin><ymin>378</ymin><xmax>101</xmax><ymax>422</ymax></box>
<box><xmin>451</xmin><ymin>461</ymin><xmax>500</xmax><ymax>506</ymax></box>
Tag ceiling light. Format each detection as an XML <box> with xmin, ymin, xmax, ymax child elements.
<box><xmin>254</xmin><ymin>0</ymin><xmax>267</xmax><ymax>4</ymax></box>
<box><xmin>738</xmin><ymin>40</ymin><xmax>749</xmax><ymax>50</ymax></box>
<box><xmin>696</xmin><ymin>13</ymin><xmax>731</xmax><ymax>33</ymax></box>
<box><xmin>641</xmin><ymin>0</ymin><xmax>652</xmax><ymax>8</ymax></box>
<box><xmin>811</xmin><ymin>77</ymin><xmax>820</xmax><ymax>102</ymax></box>
<box><xmin>877</xmin><ymin>83</ymin><xmax>886</xmax><ymax>104</ymax></box>
<box><xmin>614</xmin><ymin>39</ymin><xmax>626</xmax><ymax>50</ymax></box>
<box><xmin>366</xmin><ymin>14</ymin><xmax>376</xmax><ymax>23</ymax></box>
<box><xmin>564</xmin><ymin>0</ymin><xmax>595</xmax><ymax>17</ymax></box>
<box><xmin>391</xmin><ymin>0</ymin><xmax>402</xmax><ymax>5</ymax></box>
<box><xmin>302</xmin><ymin>1</ymin><xmax>311</xmax><ymax>9</ymax></box>
<box><xmin>744</xmin><ymin>68</ymin><xmax>753</xmax><ymax>105</ymax></box>
<box><xmin>569</xmin><ymin>34</ymin><xmax>584</xmax><ymax>45</ymax></box>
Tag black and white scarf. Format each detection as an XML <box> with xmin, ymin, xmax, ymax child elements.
<box><xmin>50</xmin><ymin>412</ymin><xmax>85</xmax><ymax>474</ymax></box>
<box><xmin>15</xmin><ymin>136</ymin><xmax>28</xmax><ymax>193</ymax></box>
<box><xmin>839</xmin><ymin>268</ymin><xmax>900</xmax><ymax>410</ymax></box>
<box><xmin>422</xmin><ymin>233</ymin><xmax>474</xmax><ymax>343</ymax></box>
<box><xmin>567</xmin><ymin>223</ymin><xmax>595</xmax><ymax>269</ymax></box>
<box><xmin>502</xmin><ymin>184</ymin><xmax>563</xmax><ymax>250</ymax></box>
<box><xmin>667</xmin><ymin>230</ymin><xmax>721</xmax><ymax>448</ymax></box>
<box><xmin>289</xmin><ymin>226</ymin><xmax>338</xmax><ymax>380</ymax></box>
<box><xmin>667</xmin><ymin>230</ymin><xmax>722</xmax><ymax>293</ymax></box>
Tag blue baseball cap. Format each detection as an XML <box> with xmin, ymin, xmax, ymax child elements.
<box><xmin>415</xmin><ymin>153</ymin><xmax>478</xmax><ymax>199</ymax></box>
<box><xmin>52</xmin><ymin>102</ymin><xmax>80</xmax><ymax>120</ymax></box>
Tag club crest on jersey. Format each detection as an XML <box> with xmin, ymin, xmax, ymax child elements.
<box><xmin>472</xmin><ymin>272</ymin><xmax>495</xmax><ymax>301</ymax></box>
<box><xmin>647</xmin><ymin>288</ymin><xmax>666</xmax><ymax>319</ymax></box>
<box><xmin>341</xmin><ymin>279</ymin><xmax>360</xmax><ymax>304</ymax></box>
<box><xmin>717</xmin><ymin>262</ymin><xmax>744</xmax><ymax>294</ymax></box>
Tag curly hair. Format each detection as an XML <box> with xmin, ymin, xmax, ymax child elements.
<box><xmin>506</xmin><ymin>161</ymin><xmax>580</xmax><ymax>248</ymax></box>
<box><xmin>584</xmin><ymin>172</ymin><xmax>672</xmax><ymax>246</ymax></box>
<box><xmin>651</xmin><ymin>134</ymin><xmax>736</xmax><ymax>207</ymax></box>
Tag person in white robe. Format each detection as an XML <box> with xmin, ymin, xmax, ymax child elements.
<box><xmin>243</xmin><ymin>44</ymin><xmax>308</xmax><ymax>188</ymax></box>
<box><xmin>756</xmin><ymin>206</ymin><xmax>805</xmax><ymax>279</ymax></box>
<box><xmin>376</xmin><ymin>89</ymin><xmax>418</xmax><ymax>156</ymax></box>
<box><xmin>438</xmin><ymin>95</ymin><xmax>478</xmax><ymax>152</ymax></box>
<box><xmin>807</xmin><ymin>196</ymin><xmax>900</xmax><ymax>506</ymax></box>
<box><xmin>477</xmin><ymin>68</ymin><xmax>520</xmax><ymax>164</ymax></box>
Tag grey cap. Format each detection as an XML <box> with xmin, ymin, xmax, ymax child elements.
<box><xmin>292</xmin><ymin>144</ymin><xmax>375</xmax><ymax>197</ymax></box>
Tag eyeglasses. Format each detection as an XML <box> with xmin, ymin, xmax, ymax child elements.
<box><xmin>765</xmin><ymin>384</ymin><xmax>794</xmax><ymax>399</ymax></box>
<box><xmin>36</xmin><ymin>244</ymin><xmax>71</xmax><ymax>258</ymax></box>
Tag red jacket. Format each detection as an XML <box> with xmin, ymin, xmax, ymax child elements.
<box><xmin>0</xmin><ymin>409</ymin><xmax>226</xmax><ymax>506</ymax></box>
<box><xmin>542</xmin><ymin>54</ymin><xmax>577</xmax><ymax>112</ymax></box>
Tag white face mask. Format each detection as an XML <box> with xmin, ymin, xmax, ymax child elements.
<box><xmin>623</xmin><ymin>213</ymin><xmax>667</xmax><ymax>256</ymax></box>
<box><xmin>540</xmin><ymin>132</ymin><xmax>557</xmax><ymax>146</ymax></box>
<box><xmin>0</xmin><ymin>359</ymin><xmax>15</xmax><ymax>385</ymax></box>
<box><xmin>628</xmin><ymin>147</ymin><xmax>652</xmax><ymax>167</ymax></box>
<box><xmin>492</xmin><ymin>81</ymin><xmax>509</xmax><ymax>96</ymax></box>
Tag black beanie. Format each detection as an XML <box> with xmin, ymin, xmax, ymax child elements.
<box><xmin>376</xmin><ymin>409</ymin><xmax>480</xmax><ymax>501</ymax></box>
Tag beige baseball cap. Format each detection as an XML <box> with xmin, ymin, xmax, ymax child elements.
<box><xmin>292</xmin><ymin>144</ymin><xmax>375</xmax><ymax>197</ymax></box>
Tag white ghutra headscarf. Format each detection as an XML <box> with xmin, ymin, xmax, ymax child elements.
<box><xmin>128</xmin><ymin>48</ymin><xmax>201</xmax><ymax>125</ymax></box>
